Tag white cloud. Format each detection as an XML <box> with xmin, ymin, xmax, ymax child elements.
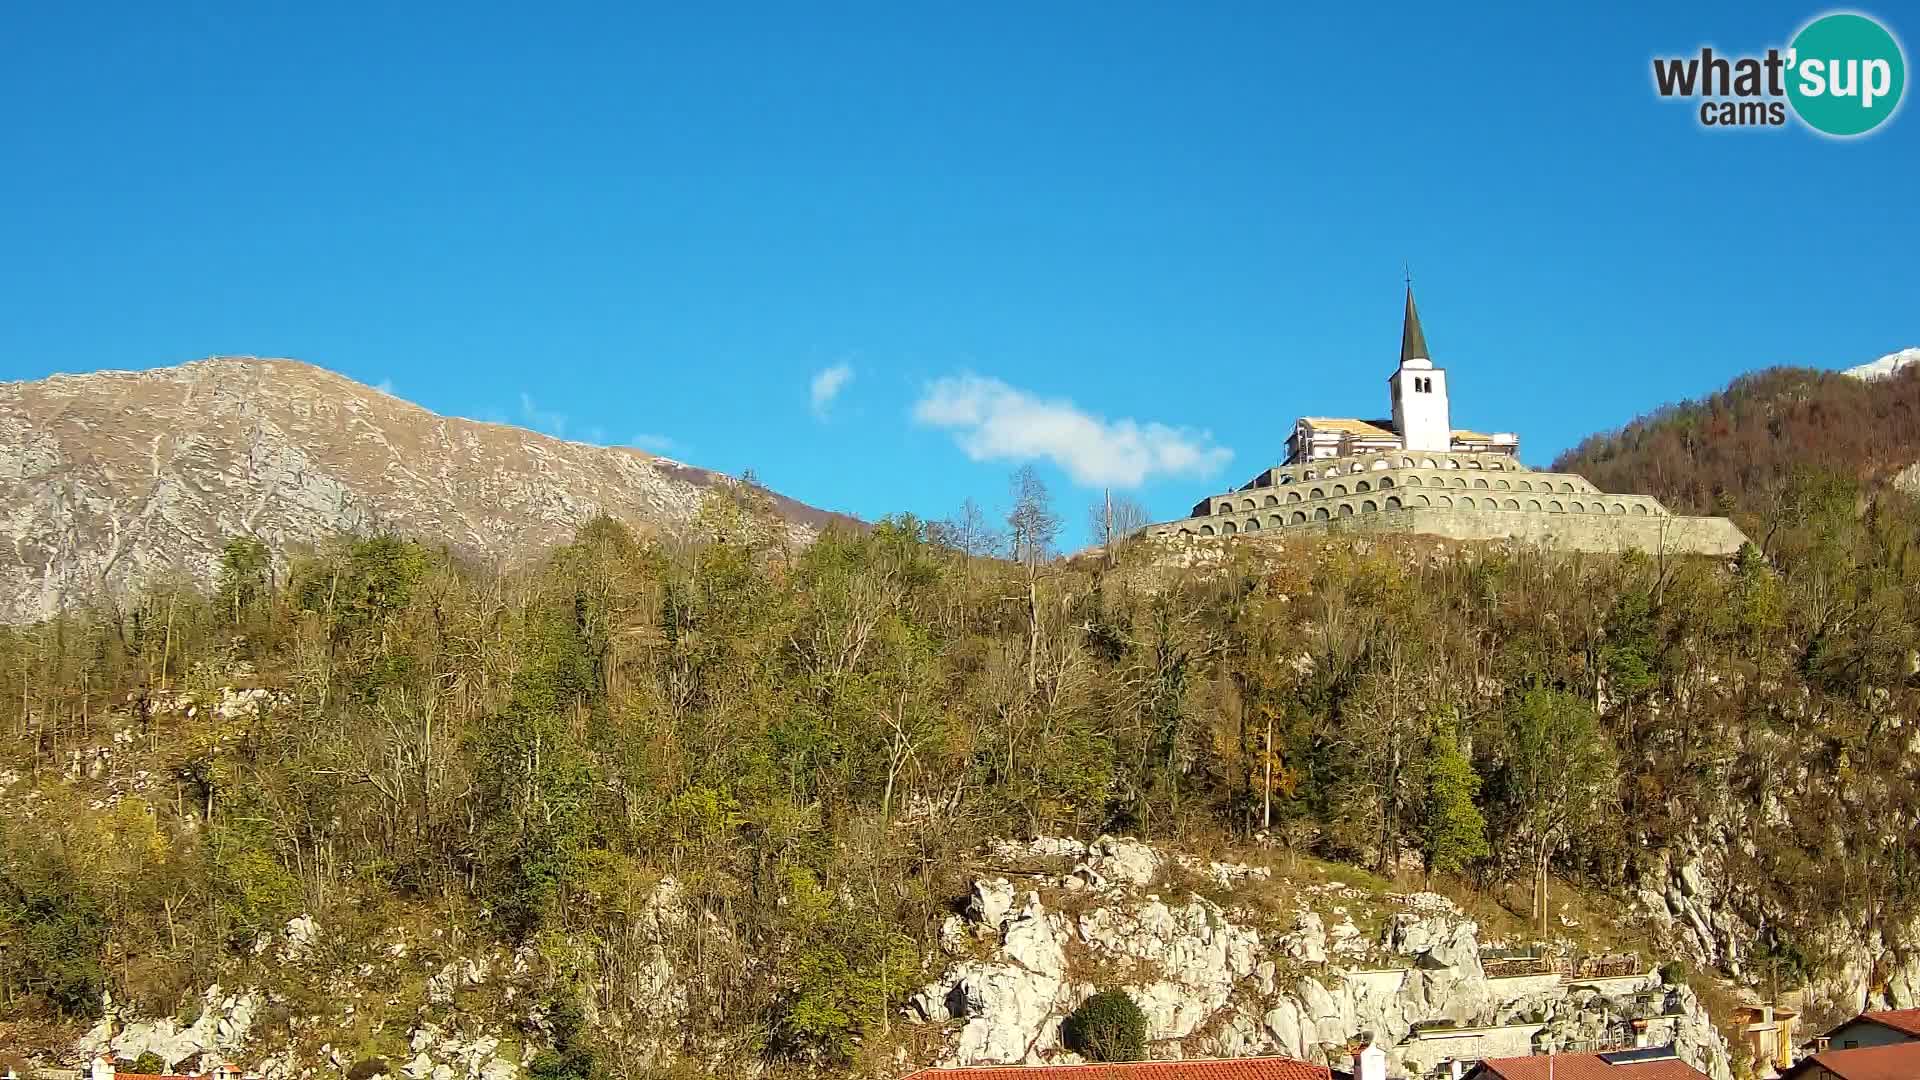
<box><xmin>628</xmin><ymin>432</ymin><xmax>677</xmax><ymax>452</ymax></box>
<box><xmin>809</xmin><ymin>362</ymin><xmax>855</xmax><ymax>419</ymax></box>
<box><xmin>373</xmin><ymin>377</ymin><xmax>396</xmax><ymax>396</ymax></box>
<box><xmin>519</xmin><ymin>392</ymin><xmax>568</xmax><ymax>438</ymax></box>
<box><xmin>911</xmin><ymin>373</ymin><xmax>1232</xmax><ymax>489</ymax></box>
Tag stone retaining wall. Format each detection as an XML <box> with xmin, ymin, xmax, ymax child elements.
<box><xmin>1150</xmin><ymin>507</ymin><xmax>1748</xmax><ymax>557</ymax></box>
<box><xmin>1399</xmin><ymin>1023</ymin><xmax>1545</xmax><ymax>1076</ymax></box>
<box><xmin>1342</xmin><ymin>508</ymin><xmax>1747</xmax><ymax>555</ymax></box>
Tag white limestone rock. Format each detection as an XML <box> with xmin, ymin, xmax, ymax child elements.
<box><xmin>1085</xmin><ymin>835</ymin><xmax>1160</xmax><ymax>887</ymax></box>
<box><xmin>912</xmin><ymin>957</ymin><xmax>1069</xmax><ymax>1065</ymax></box>
<box><xmin>938</xmin><ymin>914</ymin><xmax>972</xmax><ymax>957</ymax></box>
<box><xmin>1384</xmin><ymin>912</ymin><xmax>1443</xmax><ymax>955</ymax></box>
<box><xmin>1294</xmin><ymin>975</ymin><xmax>1351</xmax><ymax>1047</ymax></box>
<box><xmin>912</xmin><ymin>890</ymin><xmax>1073</xmax><ymax>1065</ymax></box>
<box><xmin>1003</xmin><ymin>894</ymin><xmax>1069</xmax><ymax>978</ymax></box>
<box><xmin>284</xmin><ymin>914</ymin><xmax>320</xmax><ymax>960</ymax></box>
<box><xmin>1065</xmin><ymin>863</ymin><xmax>1107</xmax><ymax>892</ymax></box>
<box><xmin>478</xmin><ymin>1058</ymin><xmax>518</xmax><ymax>1080</ymax></box>
<box><xmin>968</xmin><ymin>877</ymin><xmax>1017</xmax><ymax>929</ymax></box>
<box><xmin>83</xmin><ymin>986</ymin><xmax>262</xmax><ymax>1072</ymax></box>
<box><xmin>1392</xmin><ymin>891</ymin><xmax>1463</xmax><ymax>917</ymax></box>
<box><xmin>77</xmin><ymin>1013</ymin><xmax>116</xmax><ymax>1058</ymax></box>
<box><xmin>1666</xmin><ymin>985</ymin><xmax>1735</xmax><ymax>1080</ymax></box>
<box><xmin>1282</xmin><ymin>911</ymin><xmax>1328</xmax><ymax>963</ymax></box>
<box><xmin>1330</xmin><ymin>915</ymin><xmax>1368</xmax><ymax>957</ymax></box>
<box><xmin>1260</xmin><ymin>997</ymin><xmax>1308</xmax><ymax>1057</ymax></box>
<box><xmin>400</xmin><ymin>1023</ymin><xmax>519</xmax><ymax>1080</ymax></box>
<box><xmin>1212</xmin><ymin>1009</ymin><xmax>1271</xmax><ymax>1058</ymax></box>
<box><xmin>1076</xmin><ymin>895</ymin><xmax>1261</xmax><ymax>1039</ymax></box>
<box><xmin>427</xmin><ymin>964</ymin><xmax>459</xmax><ymax>1007</ymax></box>
<box><xmin>989</xmin><ymin>836</ymin><xmax>1089</xmax><ymax>862</ymax></box>
<box><xmin>213</xmin><ymin>687</ymin><xmax>278</xmax><ymax>722</ymax></box>
<box><xmin>908</xmin><ymin>841</ymin><xmax>1733</xmax><ymax>1080</ymax></box>
<box><xmin>1173</xmin><ymin>853</ymin><xmax>1274</xmax><ymax>889</ymax></box>
<box><xmin>478</xmin><ymin>1058</ymin><xmax>519</xmax><ymax>1080</ymax></box>
<box><xmin>106</xmin><ymin>1020</ymin><xmax>187</xmax><ymax>1070</ymax></box>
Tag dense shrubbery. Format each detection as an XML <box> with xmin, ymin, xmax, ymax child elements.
<box><xmin>527</xmin><ymin>998</ymin><xmax>598</xmax><ymax>1080</ymax></box>
<box><xmin>4</xmin><ymin>457</ymin><xmax>1920</xmax><ymax>1065</ymax></box>
<box><xmin>1063</xmin><ymin>990</ymin><xmax>1148</xmax><ymax>1062</ymax></box>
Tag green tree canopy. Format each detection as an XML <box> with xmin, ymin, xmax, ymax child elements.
<box><xmin>1063</xmin><ymin>990</ymin><xmax>1148</xmax><ymax>1063</ymax></box>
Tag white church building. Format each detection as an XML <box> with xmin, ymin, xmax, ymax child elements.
<box><xmin>1139</xmin><ymin>286</ymin><xmax>1749</xmax><ymax>556</ymax></box>
<box><xmin>1282</xmin><ymin>287</ymin><xmax>1518</xmax><ymax>464</ymax></box>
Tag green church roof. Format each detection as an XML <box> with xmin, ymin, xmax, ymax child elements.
<box><xmin>1400</xmin><ymin>286</ymin><xmax>1431</xmax><ymax>363</ymax></box>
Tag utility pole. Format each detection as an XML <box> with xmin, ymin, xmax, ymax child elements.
<box><xmin>1104</xmin><ymin>488</ymin><xmax>1114</xmax><ymax>566</ymax></box>
<box><xmin>1262</xmin><ymin>711</ymin><xmax>1274</xmax><ymax>831</ymax></box>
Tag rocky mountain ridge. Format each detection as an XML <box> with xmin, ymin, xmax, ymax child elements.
<box><xmin>0</xmin><ymin>357</ymin><xmax>851</xmax><ymax>622</ymax></box>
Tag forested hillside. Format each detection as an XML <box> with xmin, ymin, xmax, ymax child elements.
<box><xmin>1553</xmin><ymin>363</ymin><xmax>1920</xmax><ymax>518</ymax></box>
<box><xmin>6</xmin><ymin>455</ymin><xmax>1920</xmax><ymax>1075</ymax></box>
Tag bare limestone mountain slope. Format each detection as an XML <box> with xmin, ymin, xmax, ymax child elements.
<box><xmin>1845</xmin><ymin>346</ymin><xmax>1920</xmax><ymax>380</ymax></box>
<box><xmin>0</xmin><ymin>356</ymin><xmax>851</xmax><ymax>621</ymax></box>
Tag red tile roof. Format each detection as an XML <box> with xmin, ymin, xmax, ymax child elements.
<box><xmin>1856</xmin><ymin>1008</ymin><xmax>1920</xmax><ymax>1037</ymax></box>
<box><xmin>1471</xmin><ymin>1053</ymin><xmax>1708</xmax><ymax>1080</ymax></box>
<box><xmin>1789</xmin><ymin>1041</ymin><xmax>1920</xmax><ymax>1079</ymax></box>
<box><xmin>897</xmin><ymin>1059</ymin><xmax>1332</xmax><ymax>1080</ymax></box>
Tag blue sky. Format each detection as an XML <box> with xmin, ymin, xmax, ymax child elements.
<box><xmin>2</xmin><ymin>2</ymin><xmax>1915</xmax><ymax>547</ymax></box>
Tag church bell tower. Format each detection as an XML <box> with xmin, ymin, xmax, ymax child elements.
<box><xmin>1388</xmin><ymin>284</ymin><xmax>1451</xmax><ymax>453</ymax></box>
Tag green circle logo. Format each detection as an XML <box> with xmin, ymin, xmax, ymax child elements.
<box><xmin>1787</xmin><ymin>12</ymin><xmax>1906</xmax><ymax>136</ymax></box>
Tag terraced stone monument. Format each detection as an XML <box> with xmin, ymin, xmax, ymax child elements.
<box><xmin>1143</xmin><ymin>288</ymin><xmax>1748</xmax><ymax>557</ymax></box>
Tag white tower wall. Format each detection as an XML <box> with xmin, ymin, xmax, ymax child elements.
<box><xmin>1391</xmin><ymin>285</ymin><xmax>1452</xmax><ymax>452</ymax></box>
<box><xmin>1391</xmin><ymin>362</ymin><xmax>1451</xmax><ymax>452</ymax></box>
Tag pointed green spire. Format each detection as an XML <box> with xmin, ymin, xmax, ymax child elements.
<box><xmin>1400</xmin><ymin>285</ymin><xmax>1430</xmax><ymax>363</ymax></box>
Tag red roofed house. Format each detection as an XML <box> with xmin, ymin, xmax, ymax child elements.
<box><xmin>896</xmin><ymin>1056</ymin><xmax>1335</xmax><ymax>1080</ymax></box>
<box><xmin>1462</xmin><ymin>1047</ymin><xmax>1709</xmax><ymax>1080</ymax></box>
<box><xmin>1780</xmin><ymin>1041</ymin><xmax>1920</xmax><ymax>1079</ymax></box>
<box><xmin>1816</xmin><ymin>1008</ymin><xmax>1920</xmax><ymax>1052</ymax></box>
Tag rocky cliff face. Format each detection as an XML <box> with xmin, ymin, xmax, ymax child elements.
<box><xmin>1633</xmin><ymin>826</ymin><xmax>1920</xmax><ymax>1032</ymax></box>
<box><xmin>0</xmin><ymin>357</ymin><xmax>850</xmax><ymax>621</ymax></box>
<box><xmin>53</xmin><ymin>819</ymin><xmax>1734</xmax><ymax>1080</ymax></box>
<box><xmin>909</xmin><ymin>836</ymin><xmax>1733</xmax><ymax>1080</ymax></box>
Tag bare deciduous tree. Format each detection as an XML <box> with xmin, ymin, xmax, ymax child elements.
<box><xmin>1086</xmin><ymin>490</ymin><xmax>1150</xmax><ymax>563</ymax></box>
<box><xmin>1007</xmin><ymin>466</ymin><xmax>1060</xmax><ymax>689</ymax></box>
<box><xmin>934</xmin><ymin>497</ymin><xmax>1000</xmax><ymax>559</ymax></box>
<box><xmin>1007</xmin><ymin>466</ymin><xmax>1059</xmax><ymax>570</ymax></box>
